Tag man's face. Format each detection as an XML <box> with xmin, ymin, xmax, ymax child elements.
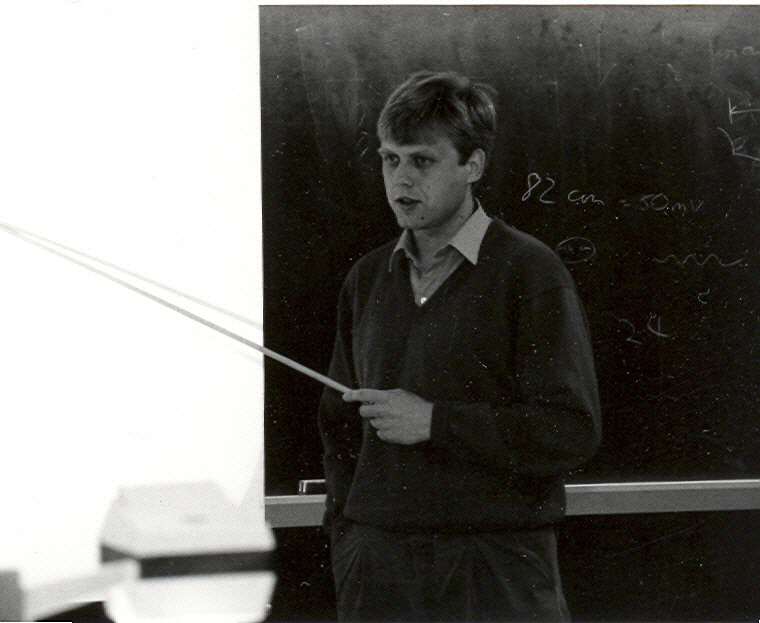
<box><xmin>378</xmin><ymin>131</ymin><xmax>482</xmax><ymax>238</ymax></box>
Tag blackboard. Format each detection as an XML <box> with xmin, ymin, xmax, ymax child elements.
<box><xmin>261</xmin><ymin>5</ymin><xmax>760</xmax><ymax>495</ymax></box>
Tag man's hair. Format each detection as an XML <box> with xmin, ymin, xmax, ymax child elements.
<box><xmin>377</xmin><ymin>70</ymin><xmax>498</xmax><ymax>165</ymax></box>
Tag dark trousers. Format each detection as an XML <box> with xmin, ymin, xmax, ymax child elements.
<box><xmin>330</xmin><ymin>522</ymin><xmax>571</xmax><ymax>622</ymax></box>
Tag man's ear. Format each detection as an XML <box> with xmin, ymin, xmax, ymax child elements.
<box><xmin>466</xmin><ymin>148</ymin><xmax>486</xmax><ymax>184</ymax></box>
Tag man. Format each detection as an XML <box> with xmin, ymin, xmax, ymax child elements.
<box><xmin>318</xmin><ymin>70</ymin><xmax>601</xmax><ymax>622</ymax></box>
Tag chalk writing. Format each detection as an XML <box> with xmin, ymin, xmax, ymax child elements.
<box><xmin>653</xmin><ymin>254</ymin><xmax>745</xmax><ymax>268</ymax></box>
<box><xmin>615</xmin><ymin>313</ymin><xmax>671</xmax><ymax>345</ymax></box>
<box><xmin>698</xmin><ymin>289</ymin><xmax>711</xmax><ymax>305</ymax></box>
<box><xmin>666</xmin><ymin>63</ymin><xmax>682</xmax><ymax>83</ymax></box>
<box><xmin>357</xmin><ymin>130</ymin><xmax>371</xmax><ymax>161</ymax></box>
<box><xmin>717</xmin><ymin>127</ymin><xmax>760</xmax><ymax>165</ymax></box>
<box><xmin>641</xmin><ymin>194</ymin><xmax>703</xmax><ymax>214</ymax></box>
<box><xmin>556</xmin><ymin>237</ymin><xmax>596</xmax><ymax>264</ymax></box>
<box><xmin>619</xmin><ymin>194</ymin><xmax>704</xmax><ymax>215</ymax></box>
<box><xmin>522</xmin><ymin>173</ymin><xmax>604</xmax><ymax>206</ymax></box>
<box><xmin>567</xmin><ymin>189</ymin><xmax>605</xmax><ymax>206</ymax></box>
<box><xmin>715</xmin><ymin>46</ymin><xmax>760</xmax><ymax>61</ymax></box>
<box><xmin>617</xmin><ymin>318</ymin><xmax>643</xmax><ymax>345</ymax></box>
<box><xmin>647</xmin><ymin>313</ymin><xmax>670</xmax><ymax>338</ymax></box>
<box><xmin>522</xmin><ymin>172</ymin><xmax>557</xmax><ymax>204</ymax></box>
<box><xmin>728</xmin><ymin>98</ymin><xmax>760</xmax><ymax>124</ymax></box>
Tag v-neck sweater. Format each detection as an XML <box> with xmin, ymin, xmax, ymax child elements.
<box><xmin>391</xmin><ymin>205</ymin><xmax>492</xmax><ymax>306</ymax></box>
<box><xmin>319</xmin><ymin>217</ymin><xmax>601</xmax><ymax>534</ymax></box>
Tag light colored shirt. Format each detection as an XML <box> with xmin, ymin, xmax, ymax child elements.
<box><xmin>390</xmin><ymin>205</ymin><xmax>492</xmax><ymax>306</ymax></box>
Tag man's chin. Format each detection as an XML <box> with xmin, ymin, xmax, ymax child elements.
<box><xmin>393</xmin><ymin>212</ymin><xmax>425</xmax><ymax>230</ymax></box>
<box><xmin>394</xmin><ymin>215</ymin><xmax>415</xmax><ymax>230</ymax></box>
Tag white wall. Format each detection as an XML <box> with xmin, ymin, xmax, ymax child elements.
<box><xmin>0</xmin><ymin>1</ymin><xmax>262</xmax><ymax>587</ymax></box>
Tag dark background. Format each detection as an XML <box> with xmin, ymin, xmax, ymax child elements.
<box><xmin>260</xmin><ymin>7</ymin><xmax>760</xmax><ymax>621</ymax></box>
<box><xmin>262</xmin><ymin>5</ymin><xmax>760</xmax><ymax>495</ymax></box>
<box><xmin>267</xmin><ymin>510</ymin><xmax>760</xmax><ymax>622</ymax></box>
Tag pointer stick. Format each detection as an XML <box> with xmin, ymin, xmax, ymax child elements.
<box><xmin>254</xmin><ymin>343</ymin><xmax>351</xmax><ymax>394</ymax></box>
<box><xmin>0</xmin><ymin>221</ymin><xmax>352</xmax><ymax>395</ymax></box>
<box><xmin>0</xmin><ymin>221</ymin><xmax>259</xmax><ymax>329</ymax></box>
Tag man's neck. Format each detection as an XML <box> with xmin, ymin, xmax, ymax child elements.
<box><xmin>412</xmin><ymin>198</ymin><xmax>476</xmax><ymax>269</ymax></box>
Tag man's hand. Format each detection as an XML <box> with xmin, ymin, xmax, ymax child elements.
<box><xmin>343</xmin><ymin>388</ymin><xmax>433</xmax><ymax>445</ymax></box>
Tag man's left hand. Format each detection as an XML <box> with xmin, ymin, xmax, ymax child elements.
<box><xmin>343</xmin><ymin>388</ymin><xmax>433</xmax><ymax>445</ymax></box>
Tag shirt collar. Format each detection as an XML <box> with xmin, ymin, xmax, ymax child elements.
<box><xmin>390</xmin><ymin>204</ymin><xmax>492</xmax><ymax>271</ymax></box>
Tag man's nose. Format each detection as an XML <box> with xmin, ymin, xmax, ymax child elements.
<box><xmin>393</xmin><ymin>161</ymin><xmax>415</xmax><ymax>187</ymax></box>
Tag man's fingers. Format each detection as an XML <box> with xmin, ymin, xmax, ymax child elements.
<box><xmin>359</xmin><ymin>404</ymin><xmax>380</xmax><ymax>418</ymax></box>
<box><xmin>368</xmin><ymin>417</ymin><xmax>389</xmax><ymax>430</ymax></box>
<box><xmin>375</xmin><ymin>429</ymin><xmax>393</xmax><ymax>442</ymax></box>
<box><xmin>343</xmin><ymin>388</ymin><xmax>389</xmax><ymax>403</ymax></box>
<box><xmin>359</xmin><ymin>404</ymin><xmax>396</xmax><ymax>419</ymax></box>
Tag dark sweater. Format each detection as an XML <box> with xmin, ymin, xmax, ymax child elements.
<box><xmin>318</xmin><ymin>218</ymin><xmax>601</xmax><ymax>534</ymax></box>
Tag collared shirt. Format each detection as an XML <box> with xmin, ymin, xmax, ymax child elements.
<box><xmin>390</xmin><ymin>205</ymin><xmax>493</xmax><ymax>306</ymax></box>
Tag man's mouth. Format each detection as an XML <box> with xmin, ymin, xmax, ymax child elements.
<box><xmin>395</xmin><ymin>197</ymin><xmax>420</xmax><ymax>207</ymax></box>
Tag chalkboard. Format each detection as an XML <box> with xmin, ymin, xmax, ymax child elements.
<box><xmin>261</xmin><ymin>5</ymin><xmax>760</xmax><ymax>495</ymax></box>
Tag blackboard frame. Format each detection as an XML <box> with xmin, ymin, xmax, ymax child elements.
<box><xmin>261</xmin><ymin>4</ymin><xmax>760</xmax><ymax>496</ymax></box>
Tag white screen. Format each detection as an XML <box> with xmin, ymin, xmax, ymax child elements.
<box><xmin>0</xmin><ymin>0</ymin><xmax>262</xmax><ymax>587</ymax></box>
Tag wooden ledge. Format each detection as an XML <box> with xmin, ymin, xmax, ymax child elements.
<box><xmin>265</xmin><ymin>479</ymin><xmax>760</xmax><ymax>528</ymax></box>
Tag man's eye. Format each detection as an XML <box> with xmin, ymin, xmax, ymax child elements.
<box><xmin>414</xmin><ymin>156</ymin><xmax>433</xmax><ymax>167</ymax></box>
<box><xmin>382</xmin><ymin>154</ymin><xmax>399</xmax><ymax>166</ymax></box>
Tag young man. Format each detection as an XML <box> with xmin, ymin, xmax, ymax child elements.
<box><xmin>318</xmin><ymin>70</ymin><xmax>601</xmax><ymax>622</ymax></box>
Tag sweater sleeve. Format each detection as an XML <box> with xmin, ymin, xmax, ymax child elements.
<box><xmin>317</xmin><ymin>272</ymin><xmax>363</xmax><ymax>535</ymax></box>
<box><xmin>429</xmin><ymin>284</ymin><xmax>602</xmax><ymax>476</ymax></box>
